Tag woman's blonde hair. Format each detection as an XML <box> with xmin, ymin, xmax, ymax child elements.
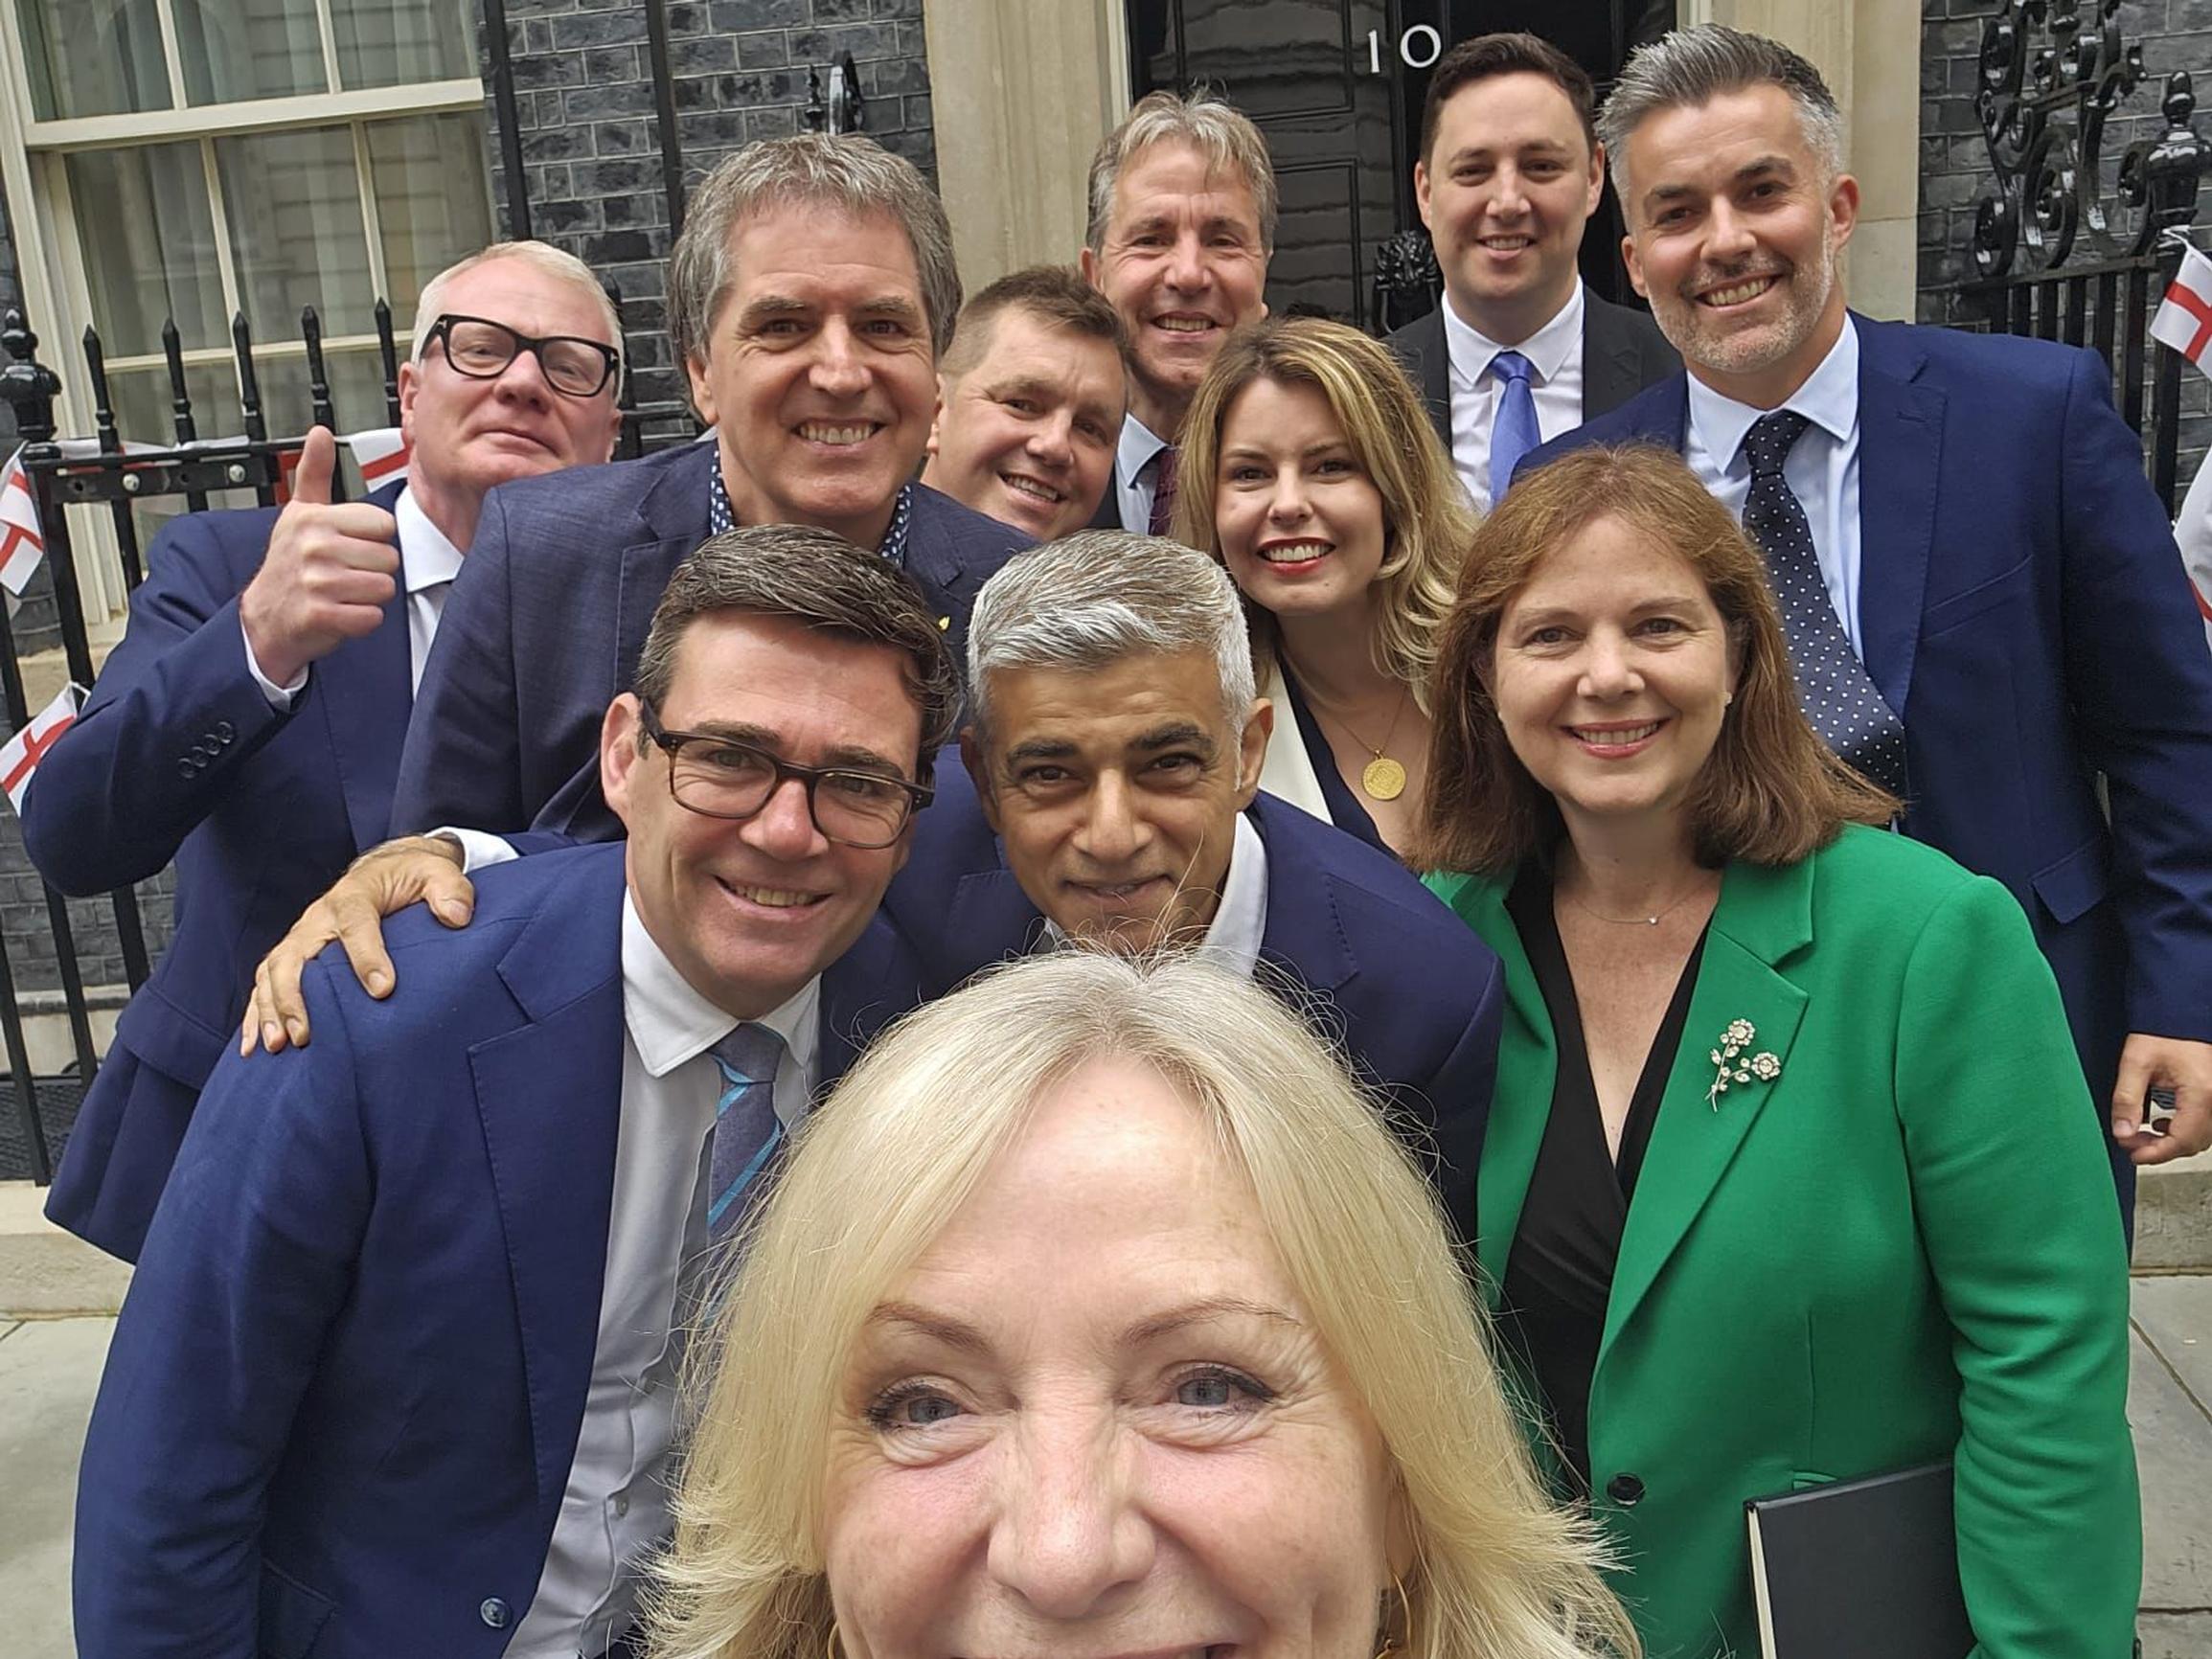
<box><xmin>1172</xmin><ymin>316</ymin><xmax>1476</xmax><ymax>714</ymax></box>
<box><xmin>645</xmin><ymin>952</ymin><xmax>1637</xmax><ymax>1659</ymax></box>
<box><xmin>1416</xmin><ymin>443</ymin><xmax>1897</xmax><ymax>875</ymax></box>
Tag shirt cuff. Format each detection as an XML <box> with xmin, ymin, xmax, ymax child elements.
<box><xmin>433</xmin><ymin>827</ymin><xmax>521</xmax><ymax>875</ymax></box>
<box><xmin>240</xmin><ymin>619</ymin><xmax>308</xmax><ymax>709</ymax></box>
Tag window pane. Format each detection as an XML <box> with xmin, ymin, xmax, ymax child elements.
<box><xmin>67</xmin><ymin>145</ymin><xmax>227</xmax><ymax>356</ymax></box>
<box><xmin>251</xmin><ymin>346</ymin><xmax>395</xmax><ymax>442</ymax></box>
<box><xmin>332</xmin><ymin>0</ymin><xmax>474</xmax><ymax>90</ymax></box>
<box><xmin>365</xmin><ymin>114</ymin><xmax>494</xmax><ymax>318</ymax></box>
<box><xmin>215</xmin><ymin>127</ymin><xmax>376</xmax><ymax>341</ymax></box>
<box><xmin>16</xmin><ymin>0</ymin><xmax>171</xmax><ymax>120</ymax></box>
<box><xmin>172</xmin><ymin>0</ymin><xmax>328</xmax><ymax>105</ymax></box>
<box><xmin>107</xmin><ymin>362</ymin><xmax>260</xmax><ymax>549</ymax></box>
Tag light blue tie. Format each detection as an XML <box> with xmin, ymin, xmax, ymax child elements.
<box><xmin>1488</xmin><ymin>350</ymin><xmax>1540</xmax><ymax>509</ymax></box>
<box><xmin>705</xmin><ymin>1023</ymin><xmax>787</xmax><ymax>1241</ymax></box>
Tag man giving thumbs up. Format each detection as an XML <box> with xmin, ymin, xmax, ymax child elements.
<box><xmin>22</xmin><ymin>240</ymin><xmax>624</xmax><ymax>1261</ymax></box>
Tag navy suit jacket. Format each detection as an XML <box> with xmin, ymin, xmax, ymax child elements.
<box><xmin>1519</xmin><ymin>314</ymin><xmax>2212</xmax><ymax>1109</ymax></box>
<box><xmin>391</xmin><ymin>440</ymin><xmax>1030</xmax><ymax>840</ymax></box>
<box><xmin>881</xmin><ymin>768</ymin><xmax>1505</xmax><ymax>1245</ymax></box>
<box><xmin>1385</xmin><ymin>288</ymin><xmax>1679</xmax><ymax>450</ymax></box>
<box><xmin>73</xmin><ymin>842</ymin><xmax>922</xmax><ymax>1658</ymax></box>
<box><xmin>23</xmin><ymin>484</ymin><xmax>412</xmax><ymax>1261</ymax></box>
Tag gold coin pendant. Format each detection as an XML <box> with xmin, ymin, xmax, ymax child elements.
<box><xmin>1361</xmin><ymin>757</ymin><xmax>1407</xmax><ymax>801</ymax></box>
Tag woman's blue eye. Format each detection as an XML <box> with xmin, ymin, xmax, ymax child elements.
<box><xmin>1174</xmin><ymin>1366</ymin><xmax>1271</xmax><ymax>1409</ymax></box>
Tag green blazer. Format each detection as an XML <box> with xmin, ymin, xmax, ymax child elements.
<box><xmin>1426</xmin><ymin>826</ymin><xmax>2138</xmax><ymax>1659</ymax></box>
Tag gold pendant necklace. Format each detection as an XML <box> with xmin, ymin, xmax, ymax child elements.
<box><xmin>1297</xmin><ymin>672</ymin><xmax>1411</xmax><ymax>803</ymax></box>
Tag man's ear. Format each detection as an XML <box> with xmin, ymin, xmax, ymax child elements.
<box><xmin>1413</xmin><ymin>159</ymin><xmax>1434</xmax><ymax>229</ymax></box>
<box><xmin>1583</xmin><ymin>141</ymin><xmax>1607</xmax><ymax>219</ymax></box>
<box><xmin>398</xmin><ymin>360</ymin><xmax>420</xmax><ymax>448</ymax></box>
<box><xmin>1826</xmin><ymin>170</ymin><xmax>1861</xmax><ymax>254</ymax></box>
<box><xmin>601</xmin><ymin>694</ymin><xmax>645</xmax><ymax>832</ymax></box>
<box><xmin>1623</xmin><ymin>232</ymin><xmax>1650</xmax><ymax>299</ymax></box>
<box><xmin>683</xmin><ymin>352</ymin><xmax>718</xmax><ymax>427</ymax></box>
<box><xmin>1079</xmin><ymin>244</ymin><xmax>1101</xmax><ymax>289</ymax></box>
<box><xmin>961</xmin><ymin>727</ymin><xmax>1003</xmax><ymax>834</ymax></box>
<box><xmin>924</xmin><ymin>373</ymin><xmax>951</xmax><ymax>463</ymax></box>
<box><xmin>1235</xmin><ymin>698</ymin><xmax>1274</xmax><ymax>806</ymax></box>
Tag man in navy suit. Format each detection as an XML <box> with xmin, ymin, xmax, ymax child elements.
<box><xmin>73</xmin><ymin>528</ymin><xmax>951</xmax><ymax>1658</ymax></box>
<box><xmin>1385</xmin><ymin>32</ymin><xmax>1678</xmax><ymax>509</ymax></box>
<box><xmin>395</xmin><ymin>133</ymin><xmax>1031</xmax><ymax>844</ymax></box>
<box><xmin>22</xmin><ymin>241</ymin><xmax>626</xmax><ymax>1261</ymax></box>
<box><xmin>1520</xmin><ymin>25</ymin><xmax>2212</xmax><ymax>1181</ymax></box>
<box><xmin>887</xmin><ymin>530</ymin><xmax>1505</xmax><ymax>1244</ymax></box>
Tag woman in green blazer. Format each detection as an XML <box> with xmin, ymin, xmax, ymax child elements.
<box><xmin>1415</xmin><ymin>445</ymin><xmax>2137</xmax><ymax>1659</ymax></box>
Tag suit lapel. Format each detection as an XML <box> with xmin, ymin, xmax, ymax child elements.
<box><xmin>947</xmin><ymin>866</ymin><xmax>1054</xmax><ymax>969</ymax></box>
<box><xmin>1249</xmin><ymin>801</ymin><xmax>1356</xmax><ymax>995</ymax></box>
<box><xmin>1581</xmin><ymin>299</ymin><xmax>1646</xmax><ymax>420</ymax></box>
<box><xmin>617</xmin><ymin>443</ymin><xmax>715</xmax><ymax>697</ymax></box>
<box><xmin>1404</xmin><ymin>310</ymin><xmax>1452</xmax><ymax>443</ymax></box>
<box><xmin>319</xmin><ymin>482</ymin><xmax>415</xmax><ymax>852</ymax></box>
<box><xmin>1599</xmin><ymin>856</ymin><xmax>1813</xmax><ymax>1356</ymax></box>
<box><xmin>1449</xmin><ymin>875</ymin><xmax>1556</xmax><ymax>1304</ymax></box>
<box><xmin>1852</xmin><ymin>318</ymin><xmax>1944</xmax><ymax>716</ymax></box>
<box><xmin>468</xmin><ymin>852</ymin><xmax>627</xmax><ymax>1511</ymax></box>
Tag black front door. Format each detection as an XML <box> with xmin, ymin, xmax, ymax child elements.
<box><xmin>1123</xmin><ymin>2</ymin><xmax>1675</xmax><ymax>330</ymax></box>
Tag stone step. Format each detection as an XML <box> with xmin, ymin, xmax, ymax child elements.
<box><xmin>0</xmin><ymin>1184</ymin><xmax>128</xmax><ymax>1319</ymax></box>
<box><xmin>2139</xmin><ymin>1156</ymin><xmax>2212</xmax><ymax>1274</ymax></box>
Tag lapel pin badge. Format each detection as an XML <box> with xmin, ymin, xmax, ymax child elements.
<box><xmin>1705</xmin><ymin>1017</ymin><xmax>1782</xmax><ymax>1110</ymax></box>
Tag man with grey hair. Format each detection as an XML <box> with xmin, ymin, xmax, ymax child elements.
<box><xmin>881</xmin><ymin>529</ymin><xmax>1504</xmax><ymax>1245</ymax></box>
<box><xmin>393</xmin><ymin>132</ymin><xmax>1029</xmax><ymax>845</ymax></box>
<box><xmin>1081</xmin><ymin>91</ymin><xmax>1276</xmax><ymax>532</ymax></box>
<box><xmin>23</xmin><ymin>238</ymin><xmax>625</xmax><ymax>1261</ymax></box>
<box><xmin>1520</xmin><ymin>23</ymin><xmax>2212</xmax><ymax>1204</ymax></box>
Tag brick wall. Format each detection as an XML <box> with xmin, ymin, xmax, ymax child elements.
<box><xmin>480</xmin><ymin>0</ymin><xmax>937</xmax><ymax>414</ymax></box>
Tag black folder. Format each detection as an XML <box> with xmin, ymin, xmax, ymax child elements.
<box><xmin>1745</xmin><ymin>1461</ymin><xmax>1973</xmax><ymax>1659</ymax></box>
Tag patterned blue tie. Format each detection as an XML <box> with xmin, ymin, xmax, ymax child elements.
<box><xmin>1739</xmin><ymin>410</ymin><xmax>1908</xmax><ymax>796</ymax></box>
<box><xmin>1488</xmin><ymin>350</ymin><xmax>1540</xmax><ymax>509</ymax></box>
<box><xmin>705</xmin><ymin>1022</ymin><xmax>787</xmax><ymax>1241</ymax></box>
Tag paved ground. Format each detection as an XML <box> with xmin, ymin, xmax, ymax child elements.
<box><xmin>4</xmin><ymin>1286</ymin><xmax>2208</xmax><ymax>1651</ymax></box>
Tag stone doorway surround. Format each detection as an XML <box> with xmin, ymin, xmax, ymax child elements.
<box><xmin>923</xmin><ymin>0</ymin><xmax>1921</xmax><ymax>325</ymax></box>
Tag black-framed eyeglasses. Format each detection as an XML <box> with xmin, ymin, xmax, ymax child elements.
<box><xmin>639</xmin><ymin>702</ymin><xmax>932</xmax><ymax>850</ymax></box>
<box><xmin>427</xmin><ymin>313</ymin><xmax>620</xmax><ymax>398</ymax></box>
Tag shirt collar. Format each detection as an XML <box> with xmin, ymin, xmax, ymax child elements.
<box><xmin>620</xmin><ymin>889</ymin><xmax>820</xmax><ymax>1080</ymax></box>
<box><xmin>709</xmin><ymin>463</ymin><xmax>916</xmax><ymax>567</ymax></box>
<box><xmin>393</xmin><ymin>485</ymin><xmax>464</xmax><ymax>596</ymax></box>
<box><xmin>1117</xmin><ymin>412</ymin><xmax>1173</xmax><ymax>482</ymax></box>
<box><xmin>1441</xmin><ymin>279</ymin><xmax>1585</xmax><ymax>391</ymax></box>
<box><xmin>1038</xmin><ymin>810</ymin><xmax>1268</xmax><ymax>978</ymax></box>
<box><xmin>1686</xmin><ymin>313</ymin><xmax>1860</xmax><ymax>473</ymax></box>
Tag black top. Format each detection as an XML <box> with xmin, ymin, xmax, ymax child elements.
<box><xmin>1276</xmin><ymin>667</ymin><xmax>1388</xmax><ymax>854</ymax></box>
<box><xmin>1499</xmin><ymin>863</ymin><xmax>1707</xmax><ymax>1490</ymax></box>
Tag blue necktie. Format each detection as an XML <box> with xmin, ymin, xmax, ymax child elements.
<box><xmin>705</xmin><ymin>1023</ymin><xmax>787</xmax><ymax>1241</ymax></box>
<box><xmin>1488</xmin><ymin>350</ymin><xmax>1540</xmax><ymax>509</ymax></box>
<box><xmin>1739</xmin><ymin>411</ymin><xmax>1908</xmax><ymax>797</ymax></box>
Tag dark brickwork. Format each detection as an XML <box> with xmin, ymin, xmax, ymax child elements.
<box><xmin>478</xmin><ymin>0</ymin><xmax>938</xmax><ymax>413</ymax></box>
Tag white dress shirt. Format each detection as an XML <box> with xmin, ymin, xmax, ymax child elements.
<box><xmin>1441</xmin><ymin>280</ymin><xmax>1588</xmax><ymax>511</ymax></box>
<box><xmin>507</xmin><ymin>893</ymin><xmax>818</xmax><ymax>1657</ymax></box>
<box><xmin>243</xmin><ymin>483</ymin><xmax>462</xmax><ymax>704</ymax></box>
<box><xmin>1038</xmin><ymin>809</ymin><xmax>1268</xmax><ymax>979</ymax></box>
<box><xmin>1682</xmin><ymin>317</ymin><xmax>1865</xmax><ymax>652</ymax></box>
<box><xmin>1113</xmin><ymin>413</ymin><xmax>1174</xmax><ymax>533</ymax></box>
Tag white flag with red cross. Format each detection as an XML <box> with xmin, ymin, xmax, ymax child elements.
<box><xmin>1</xmin><ymin>681</ymin><xmax>83</xmax><ymax>814</ymax></box>
<box><xmin>346</xmin><ymin>428</ymin><xmax>412</xmax><ymax>490</ymax></box>
<box><xmin>0</xmin><ymin>447</ymin><xmax>47</xmax><ymax>597</ymax></box>
<box><xmin>2157</xmin><ymin>242</ymin><xmax>2212</xmax><ymax>648</ymax></box>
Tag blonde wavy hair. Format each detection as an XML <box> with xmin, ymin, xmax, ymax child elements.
<box><xmin>643</xmin><ymin>951</ymin><xmax>1637</xmax><ymax>1659</ymax></box>
<box><xmin>1173</xmin><ymin>315</ymin><xmax>1475</xmax><ymax>716</ymax></box>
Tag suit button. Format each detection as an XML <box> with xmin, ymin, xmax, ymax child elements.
<box><xmin>613</xmin><ymin>1492</ymin><xmax>629</xmax><ymax>1517</ymax></box>
<box><xmin>214</xmin><ymin>720</ymin><xmax>235</xmax><ymax>741</ymax></box>
<box><xmin>478</xmin><ymin>1598</ymin><xmax>511</xmax><ymax>1629</ymax></box>
<box><xmin>176</xmin><ymin>759</ymin><xmax>196</xmax><ymax>778</ymax></box>
<box><xmin>1606</xmin><ymin>1472</ymin><xmax>1646</xmax><ymax>1507</ymax></box>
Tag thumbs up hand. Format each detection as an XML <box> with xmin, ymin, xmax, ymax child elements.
<box><xmin>239</xmin><ymin>426</ymin><xmax>402</xmax><ymax>688</ymax></box>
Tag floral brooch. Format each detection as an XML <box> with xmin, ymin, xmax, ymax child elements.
<box><xmin>1706</xmin><ymin>1018</ymin><xmax>1782</xmax><ymax>1110</ymax></box>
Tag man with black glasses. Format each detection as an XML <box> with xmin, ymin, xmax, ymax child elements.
<box><xmin>75</xmin><ymin>527</ymin><xmax>946</xmax><ymax>1659</ymax></box>
<box><xmin>21</xmin><ymin>240</ymin><xmax>625</xmax><ymax>1262</ymax></box>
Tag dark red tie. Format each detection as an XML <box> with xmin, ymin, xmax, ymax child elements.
<box><xmin>1147</xmin><ymin>445</ymin><xmax>1179</xmax><ymax>537</ymax></box>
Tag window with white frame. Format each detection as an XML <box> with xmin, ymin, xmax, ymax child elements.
<box><xmin>7</xmin><ymin>0</ymin><xmax>494</xmax><ymax>498</ymax></box>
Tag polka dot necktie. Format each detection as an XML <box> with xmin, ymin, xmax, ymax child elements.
<box><xmin>1739</xmin><ymin>410</ymin><xmax>1908</xmax><ymax>796</ymax></box>
<box><xmin>1488</xmin><ymin>350</ymin><xmax>1540</xmax><ymax>510</ymax></box>
<box><xmin>1146</xmin><ymin>444</ymin><xmax>1179</xmax><ymax>537</ymax></box>
<box><xmin>704</xmin><ymin>1022</ymin><xmax>787</xmax><ymax>1242</ymax></box>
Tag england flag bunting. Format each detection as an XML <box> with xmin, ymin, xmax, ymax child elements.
<box><xmin>344</xmin><ymin>427</ymin><xmax>412</xmax><ymax>489</ymax></box>
<box><xmin>0</xmin><ymin>447</ymin><xmax>47</xmax><ymax>597</ymax></box>
<box><xmin>1</xmin><ymin>681</ymin><xmax>84</xmax><ymax>815</ymax></box>
<box><xmin>2153</xmin><ymin>241</ymin><xmax>2212</xmax><ymax>647</ymax></box>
